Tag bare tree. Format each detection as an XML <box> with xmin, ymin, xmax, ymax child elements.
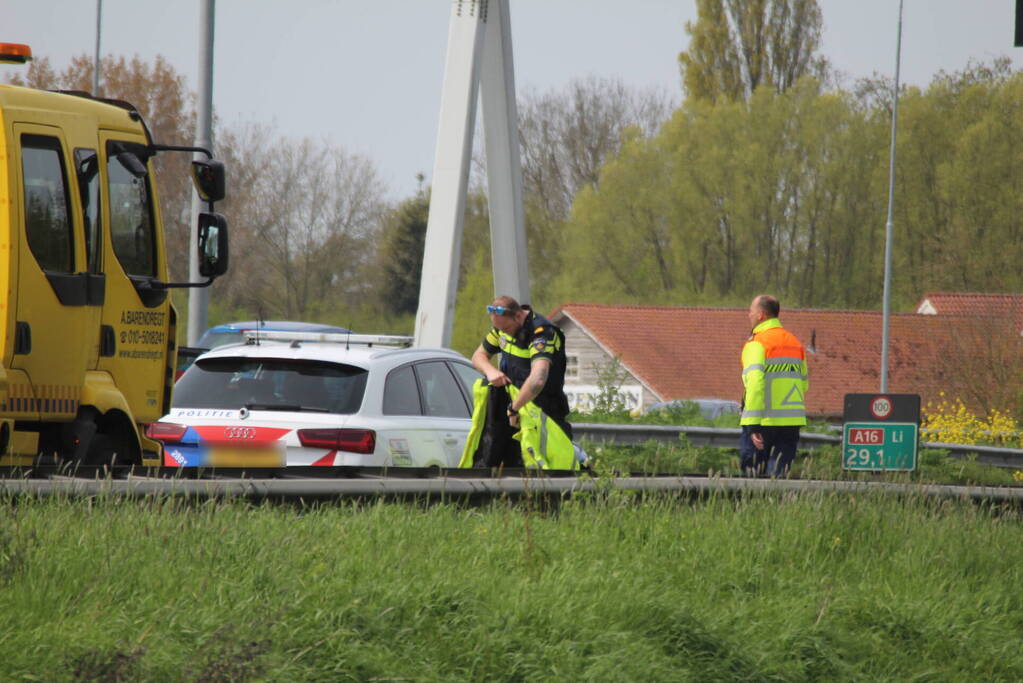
<box><xmin>215</xmin><ymin>126</ymin><xmax>386</xmax><ymax>319</ymax></box>
<box><xmin>513</xmin><ymin>77</ymin><xmax>676</xmax><ymax>290</ymax></box>
<box><xmin>939</xmin><ymin>310</ymin><xmax>1023</xmax><ymax>417</ymax></box>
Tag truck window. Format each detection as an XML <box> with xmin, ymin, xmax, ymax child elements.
<box><xmin>75</xmin><ymin>148</ymin><xmax>101</xmax><ymax>273</ymax></box>
<box><xmin>21</xmin><ymin>135</ymin><xmax>74</xmax><ymax>273</ymax></box>
<box><xmin>107</xmin><ymin>142</ymin><xmax>156</xmax><ymax>277</ymax></box>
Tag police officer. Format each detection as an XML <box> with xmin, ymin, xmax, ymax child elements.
<box><xmin>471</xmin><ymin>295</ymin><xmax>572</xmax><ymax>439</ymax></box>
<box><xmin>740</xmin><ymin>295</ymin><xmax>809</xmax><ymax>476</ymax></box>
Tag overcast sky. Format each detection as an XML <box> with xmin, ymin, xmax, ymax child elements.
<box><xmin>4</xmin><ymin>1</ymin><xmax>1022</xmax><ymax>199</ymax></box>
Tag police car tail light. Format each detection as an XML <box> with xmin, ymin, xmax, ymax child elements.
<box><xmin>298</xmin><ymin>428</ymin><xmax>376</xmax><ymax>454</ymax></box>
<box><xmin>145</xmin><ymin>422</ymin><xmax>188</xmax><ymax>444</ymax></box>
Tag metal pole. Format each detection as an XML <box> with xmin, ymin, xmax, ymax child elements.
<box><xmin>93</xmin><ymin>0</ymin><xmax>102</xmax><ymax>96</ymax></box>
<box><xmin>880</xmin><ymin>0</ymin><xmax>903</xmax><ymax>393</ymax></box>
<box><xmin>187</xmin><ymin>0</ymin><xmax>215</xmax><ymax>346</ymax></box>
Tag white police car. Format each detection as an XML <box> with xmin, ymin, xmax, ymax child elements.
<box><xmin>147</xmin><ymin>332</ymin><xmax>481</xmax><ymax>468</ymax></box>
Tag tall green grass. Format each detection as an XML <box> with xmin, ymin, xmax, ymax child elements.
<box><xmin>1</xmin><ymin>492</ymin><xmax>1022</xmax><ymax>681</ymax></box>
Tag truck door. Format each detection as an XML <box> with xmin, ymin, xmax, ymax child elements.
<box><xmin>96</xmin><ymin>134</ymin><xmax>173</xmax><ymax>425</ymax></box>
<box><xmin>11</xmin><ymin>126</ymin><xmax>93</xmax><ymax>422</ymax></box>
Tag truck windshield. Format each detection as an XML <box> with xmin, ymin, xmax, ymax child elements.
<box><xmin>174</xmin><ymin>358</ymin><xmax>368</xmax><ymax>414</ymax></box>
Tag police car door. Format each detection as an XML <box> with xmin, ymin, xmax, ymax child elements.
<box><xmin>381</xmin><ymin>361</ymin><xmax>470</xmax><ymax>468</ymax></box>
<box><xmin>413</xmin><ymin>361</ymin><xmax>472</xmax><ymax>466</ymax></box>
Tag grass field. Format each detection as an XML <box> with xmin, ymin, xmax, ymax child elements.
<box><xmin>2</xmin><ymin>486</ymin><xmax>1023</xmax><ymax>681</ymax></box>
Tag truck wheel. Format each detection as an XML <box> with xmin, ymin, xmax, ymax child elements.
<box><xmin>84</xmin><ymin>432</ymin><xmax>115</xmax><ymax>466</ymax></box>
<box><xmin>69</xmin><ymin>411</ymin><xmax>140</xmax><ymax>468</ymax></box>
<box><xmin>86</xmin><ymin>427</ymin><xmax>139</xmax><ymax>468</ymax></box>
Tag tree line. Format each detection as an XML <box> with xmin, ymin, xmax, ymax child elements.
<box><xmin>6</xmin><ymin>1</ymin><xmax>1022</xmax><ymax>366</ymax></box>
<box><xmin>557</xmin><ymin>59</ymin><xmax>1023</xmax><ymax>315</ymax></box>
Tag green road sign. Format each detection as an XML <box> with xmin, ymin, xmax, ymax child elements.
<box><xmin>842</xmin><ymin>422</ymin><xmax>918</xmax><ymax>471</ymax></box>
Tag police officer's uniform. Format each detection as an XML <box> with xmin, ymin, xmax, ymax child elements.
<box><xmin>481</xmin><ymin>308</ymin><xmax>572</xmax><ymax>438</ymax></box>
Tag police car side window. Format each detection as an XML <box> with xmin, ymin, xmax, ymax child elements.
<box><xmin>415</xmin><ymin>361</ymin><xmax>470</xmax><ymax>418</ymax></box>
<box><xmin>448</xmin><ymin>362</ymin><xmax>482</xmax><ymax>405</ymax></box>
<box><xmin>383</xmin><ymin>364</ymin><xmax>421</xmax><ymax>416</ymax></box>
<box><xmin>21</xmin><ymin>135</ymin><xmax>74</xmax><ymax>273</ymax></box>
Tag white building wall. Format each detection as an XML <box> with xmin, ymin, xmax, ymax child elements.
<box><xmin>558</xmin><ymin>317</ymin><xmax>661</xmax><ymax>411</ymax></box>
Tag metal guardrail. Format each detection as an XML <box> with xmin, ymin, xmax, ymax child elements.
<box><xmin>3</xmin><ymin>473</ymin><xmax>1023</xmax><ymax>503</ymax></box>
<box><xmin>573</xmin><ymin>423</ymin><xmax>1023</xmax><ymax>469</ymax></box>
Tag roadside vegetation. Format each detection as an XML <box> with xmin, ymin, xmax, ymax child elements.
<box><xmin>586</xmin><ymin>441</ymin><xmax>1020</xmax><ymax>488</ymax></box>
<box><xmin>567</xmin><ymin>377</ymin><xmax>1023</xmax><ymax>486</ymax></box>
<box><xmin>1</xmin><ymin>492</ymin><xmax>1022</xmax><ymax>681</ymax></box>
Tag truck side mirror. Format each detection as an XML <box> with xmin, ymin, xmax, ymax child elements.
<box><xmin>197</xmin><ymin>212</ymin><xmax>229</xmax><ymax>278</ymax></box>
<box><xmin>191</xmin><ymin>159</ymin><xmax>225</xmax><ymax>203</ymax></box>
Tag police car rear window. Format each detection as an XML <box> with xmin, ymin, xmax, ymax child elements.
<box><xmin>174</xmin><ymin>358</ymin><xmax>368</xmax><ymax>414</ymax></box>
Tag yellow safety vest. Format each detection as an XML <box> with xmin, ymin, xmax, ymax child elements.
<box><xmin>459</xmin><ymin>380</ymin><xmax>577</xmax><ymax>470</ymax></box>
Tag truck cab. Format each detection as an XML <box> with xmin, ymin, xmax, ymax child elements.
<box><xmin>0</xmin><ymin>42</ymin><xmax>228</xmax><ymax>466</ymax></box>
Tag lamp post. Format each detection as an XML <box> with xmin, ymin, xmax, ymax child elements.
<box><xmin>880</xmin><ymin>0</ymin><xmax>904</xmax><ymax>392</ymax></box>
<box><xmin>93</xmin><ymin>0</ymin><xmax>102</xmax><ymax>96</ymax></box>
<box><xmin>187</xmin><ymin>0</ymin><xmax>216</xmax><ymax>345</ymax></box>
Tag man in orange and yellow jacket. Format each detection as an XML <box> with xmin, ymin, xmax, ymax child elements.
<box><xmin>740</xmin><ymin>295</ymin><xmax>808</xmax><ymax>477</ymax></box>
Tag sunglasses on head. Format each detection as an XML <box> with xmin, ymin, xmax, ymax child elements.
<box><xmin>487</xmin><ymin>305</ymin><xmax>513</xmax><ymax>316</ymax></box>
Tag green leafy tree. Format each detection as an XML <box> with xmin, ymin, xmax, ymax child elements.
<box><xmin>590</xmin><ymin>357</ymin><xmax>633</xmax><ymax>417</ymax></box>
<box><xmin>895</xmin><ymin>60</ymin><xmax>1023</xmax><ymax>298</ymax></box>
<box><xmin>679</xmin><ymin>0</ymin><xmax>830</xmax><ymax>103</ymax></box>
<box><xmin>377</xmin><ymin>193</ymin><xmax>430</xmax><ymax>316</ymax></box>
<box><xmin>450</xmin><ymin>251</ymin><xmax>494</xmax><ymax>358</ymax></box>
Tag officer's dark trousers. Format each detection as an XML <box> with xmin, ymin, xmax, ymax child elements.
<box><xmin>759</xmin><ymin>426</ymin><xmax>800</xmax><ymax>477</ymax></box>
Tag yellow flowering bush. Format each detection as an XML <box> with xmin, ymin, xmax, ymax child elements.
<box><xmin>923</xmin><ymin>393</ymin><xmax>1023</xmax><ymax>448</ymax></box>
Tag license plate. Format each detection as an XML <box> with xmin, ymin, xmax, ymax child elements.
<box><xmin>207</xmin><ymin>448</ymin><xmax>283</xmax><ymax>467</ymax></box>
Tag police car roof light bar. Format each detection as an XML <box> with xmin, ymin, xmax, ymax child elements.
<box><xmin>241</xmin><ymin>330</ymin><xmax>414</xmax><ymax>347</ymax></box>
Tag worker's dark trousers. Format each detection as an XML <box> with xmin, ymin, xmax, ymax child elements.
<box><xmin>759</xmin><ymin>426</ymin><xmax>801</xmax><ymax>477</ymax></box>
<box><xmin>739</xmin><ymin>425</ymin><xmax>767</xmax><ymax>476</ymax></box>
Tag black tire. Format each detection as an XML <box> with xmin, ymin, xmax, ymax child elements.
<box><xmin>81</xmin><ymin>418</ymin><xmax>140</xmax><ymax>468</ymax></box>
<box><xmin>84</xmin><ymin>431</ymin><xmax>115</xmax><ymax>466</ymax></box>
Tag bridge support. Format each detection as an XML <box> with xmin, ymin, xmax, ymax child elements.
<box><xmin>414</xmin><ymin>0</ymin><xmax>529</xmax><ymax>348</ymax></box>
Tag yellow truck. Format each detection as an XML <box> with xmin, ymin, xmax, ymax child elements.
<box><xmin>0</xmin><ymin>42</ymin><xmax>229</xmax><ymax>466</ymax></box>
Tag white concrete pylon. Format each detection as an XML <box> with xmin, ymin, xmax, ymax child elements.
<box><xmin>414</xmin><ymin>0</ymin><xmax>529</xmax><ymax>348</ymax></box>
<box><xmin>480</xmin><ymin>0</ymin><xmax>529</xmax><ymax>307</ymax></box>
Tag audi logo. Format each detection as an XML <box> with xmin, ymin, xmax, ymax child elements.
<box><xmin>224</xmin><ymin>427</ymin><xmax>256</xmax><ymax>440</ymax></box>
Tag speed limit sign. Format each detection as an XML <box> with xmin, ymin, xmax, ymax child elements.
<box><xmin>870</xmin><ymin>396</ymin><xmax>893</xmax><ymax>419</ymax></box>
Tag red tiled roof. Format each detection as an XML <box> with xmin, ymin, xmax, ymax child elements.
<box><xmin>550</xmin><ymin>303</ymin><xmax>967</xmax><ymax>417</ymax></box>
<box><xmin>916</xmin><ymin>292</ymin><xmax>1023</xmax><ymax>330</ymax></box>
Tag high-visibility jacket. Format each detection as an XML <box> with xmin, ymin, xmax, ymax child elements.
<box><xmin>740</xmin><ymin>318</ymin><xmax>808</xmax><ymax>427</ymax></box>
<box><xmin>459</xmin><ymin>380</ymin><xmax>577</xmax><ymax>470</ymax></box>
